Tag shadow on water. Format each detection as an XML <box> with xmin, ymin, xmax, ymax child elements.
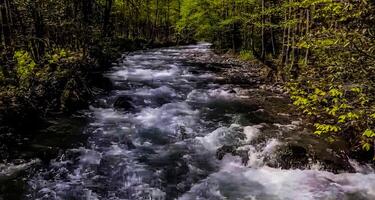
<box><xmin>0</xmin><ymin>114</ymin><xmax>88</xmax><ymax>199</ymax></box>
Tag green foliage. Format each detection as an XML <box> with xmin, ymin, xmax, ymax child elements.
<box><xmin>14</xmin><ymin>50</ymin><xmax>37</xmax><ymax>81</ymax></box>
<box><xmin>177</xmin><ymin>0</ymin><xmax>375</xmax><ymax>156</ymax></box>
<box><xmin>283</xmin><ymin>1</ymin><xmax>375</xmax><ymax>155</ymax></box>
<box><xmin>363</xmin><ymin>129</ymin><xmax>375</xmax><ymax>138</ymax></box>
<box><xmin>177</xmin><ymin>0</ymin><xmax>220</xmax><ymax>40</ymax></box>
<box><xmin>239</xmin><ymin>50</ymin><xmax>254</xmax><ymax>61</ymax></box>
<box><xmin>290</xmin><ymin>81</ymin><xmax>375</xmax><ymax>150</ymax></box>
<box><xmin>314</xmin><ymin>123</ymin><xmax>341</xmax><ymax>135</ymax></box>
<box><xmin>48</xmin><ymin>49</ymin><xmax>69</xmax><ymax>64</ymax></box>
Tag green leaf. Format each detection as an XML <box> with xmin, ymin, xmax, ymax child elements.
<box><xmin>329</xmin><ymin>89</ymin><xmax>343</xmax><ymax>97</ymax></box>
<box><xmin>338</xmin><ymin>115</ymin><xmax>346</xmax><ymax>123</ymax></box>
<box><xmin>363</xmin><ymin>143</ymin><xmax>371</xmax><ymax>151</ymax></box>
<box><xmin>363</xmin><ymin>129</ymin><xmax>375</xmax><ymax>138</ymax></box>
<box><xmin>350</xmin><ymin>87</ymin><xmax>361</xmax><ymax>93</ymax></box>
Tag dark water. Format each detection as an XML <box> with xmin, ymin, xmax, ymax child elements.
<box><xmin>1</xmin><ymin>43</ymin><xmax>375</xmax><ymax>200</ymax></box>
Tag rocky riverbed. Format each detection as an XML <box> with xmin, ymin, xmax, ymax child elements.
<box><xmin>184</xmin><ymin>46</ymin><xmax>360</xmax><ymax>173</ymax></box>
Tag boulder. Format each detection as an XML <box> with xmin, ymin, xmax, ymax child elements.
<box><xmin>271</xmin><ymin>142</ymin><xmax>355</xmax><ymax>173</ymax></box>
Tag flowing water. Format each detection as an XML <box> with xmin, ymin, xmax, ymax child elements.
<box><xmin>2</xmin><ymin>43</ymin><xmax>375</xmax><ymax>199</ymax></box>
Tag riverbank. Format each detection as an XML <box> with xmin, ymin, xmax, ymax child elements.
<box><xmin>186</xmin><ymin>47</ymin><xmax>374</xmax><ymax>171</ymax></box>
<box><xmin>0</xmin><ymin>39</ymin><xmax>186</xmax><ymax>192</ymax></box>
<box><xmin>0</xmin><ymin>39</ymin><xmax>186</xmax><ymax>130</ymax></box>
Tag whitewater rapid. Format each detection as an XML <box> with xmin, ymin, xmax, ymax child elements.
<box><xmin>24</xmin><ymin>43</ymin><xmax>375</xmax><ymax>200</ymax></box>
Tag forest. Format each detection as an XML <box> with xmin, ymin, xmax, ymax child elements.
<box><xmin>1</xmin><ymin>0</ymin><xmax>375</xmax><ymax>199</ymax></box>
<box><xmin>177</xmin><ymin>0</ymin><xmax>375</xmax><ymax>157</ymax></box>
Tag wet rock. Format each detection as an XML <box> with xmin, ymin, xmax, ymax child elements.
<box><xmin>126</xmin><ymin>140</ymin><xmax>136</xmax><ymax>150</ymax></box>
<box><xmin>91</xmin><ymin>99</ymin><xmax>110</xmax><ymax>108</ymax></box>
<box><xmin>274</xmin><ymin>144</ymin><xmax>309</xmax><ymax>169</ymax></box>
<box><xmin>113</xmin><ymin>95</ymin><xmax>135</xmax><ymax>110</ymax></box>
<box><xmin>154</xmin><ymin>96</ymin><xmax>172</xmax><ymax>107</ymax></box>
<box><xmin>216</xmin><ymin>145</ymin><xmax>249</xmax><ymax>165</ymax></box>
<box><xmin>216</xmin><ymin>145</ymin><xmax>237</xmax><ymax>160</ymax></box>
<box><xmin>272</xmin><ymin>142</ymin><xmax>355</xmax><ymax>173</ymax></box>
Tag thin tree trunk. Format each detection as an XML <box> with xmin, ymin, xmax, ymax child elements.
<box><xmin>285</xmin><ymin>1</ymin><xmax>292</xmax><ymax>70</ymax></box>
<box><xmin>280</xmin><ymin>9</ymin><xmax>287</xmax><ymax>65</ymax></box>
<box><xmin>304</xmin><ymin>9</ymin><xmax>310</xmax><ymax>65</ymax></box>
<box><xmin>0</xmin><ymin>0</ymin><xmax>11</xmax><ymax>46</ymax></box>
<box><xmin>261</xmin><ymin>0</ymin><xmax>265</xmax><ymax>59</ymax></box>
<box><xmin>103</xmin><ymin>0</ymin><xmax>113</xmax><ymax>37</ymax></box>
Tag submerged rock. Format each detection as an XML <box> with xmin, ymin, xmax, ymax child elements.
<box><xmin>113</xmin><ymin>95</ymin><xmax>135</xmax><ymax>110</ymax></box>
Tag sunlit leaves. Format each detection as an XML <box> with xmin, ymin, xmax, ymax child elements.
<box><xmin>328</xmin><ymin>88</ymin><xmax>343</xmax><ymax>97</ymax></box>
<box><xmin>14</xmin><ymin>50</ymin><xmax>37</xmax><ymax>81</ymax></box>
<box><xmin>363</xmin><ymin>143</ymin><xmax>371</xmax><ymax>151</ymax></box>
<box><xmin>314</xmin><ymin>123</ymin><xmax>341</xmax><ymax>135</ymax></box>
<box><xmin>363</xmin><ymin>129</ymin><xmax>375</xmax><ymax>138</ymax></box>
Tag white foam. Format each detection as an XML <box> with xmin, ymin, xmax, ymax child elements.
<box><xmin>134</xmin><ymin>102</ymin><xmax>199</xmax><ymax>134</ymax></box>
<box><xmin>197</xmin><ymin>127</ymin><xmax>229</xmax><ymax>151</ymax></box>
<box><xmin>273</xmin><ymin>123</ymin><xmax>298</xmax><ymax>131</ymax></box>
<box><xmin>106</xmin><ymin>144</ymin><xmax>127</xmax><ymax>156</ymax></box>
<box><xmin>186</xmin><ymin>89</ymin><xmax>209</xmax><ymax>102</ymax></box>
<box><xmin>197</xmin><ymin>124</ymin><xmax>241</xmax><ymax>151</ymax></box>
<box><xmin>208</xmin><ymin>88</ymin><xmax>235</xmax><ymax>99</ymax></box>
<box><xmin>181</xmin><ymin>160</ymin><xmax>375</xmax><ymax>200</ymax></box>
<box><xmin>133</xmin><ymin>86</ymin><xmax>177</xmax><ymax>98</ymax></box>
<box><xmin>349</xmin><ymin>159</ymin><xmax>375</xmax><ymax>174</ymax></box>
<box><xmin>78</xmin><ymin>148</ymin><xmax>102</xmax><ymax>165</ymax></box>
<box><xmin>90</xmin><ymin>108</ymin><xmax>124</xmax><ymax>122</ymax></box>
<box><xmin>243</xmin><ymin>126</ymin><xmax>260</xmax><ymax>142</ymax></box>
<box><xmin>186</xmin><ymin>88</ymin><xmax>236</xmax><ymax>103</ymax></box>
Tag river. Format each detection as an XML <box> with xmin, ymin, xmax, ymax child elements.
<box><xmin>1</xmin><ymin>43</ymin><xmax>375</xmax><ymax>199</ymax></box>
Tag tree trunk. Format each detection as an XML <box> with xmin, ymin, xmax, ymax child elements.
<box><xmin>261</xmin><ymin>0</ymin><xmax>265</xmax><ymax>59</ymax></box>
<box><xmin>103</xmin><ymin>0</ymin><xmax>113</xmax><ymax>37</ymax></box>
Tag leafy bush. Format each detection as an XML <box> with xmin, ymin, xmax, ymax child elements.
<box><xmin>289</xmin><ymin>81</ymin><xmax>375</xmax><ymax>154</ymax></box>
<box><xmin>239</xmin><ymin>50</ymin><xmax>254</xmax><ymax>61</ymax></box>
<box><xmin>47</xmin><ymin>48</ymin><xmax>69</xmax><ymax>64</ymax></box>
<box><xmin>14</xmin><ymin>50</ymin><xmax>36</xmax><ymax>82</ymax></box>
